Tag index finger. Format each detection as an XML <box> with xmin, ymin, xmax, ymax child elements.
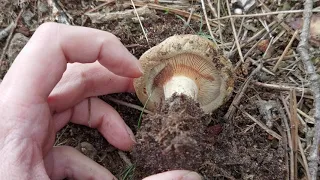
<box><xmin>0</xmin><ymin>22</ymin><xmax>142</xmax><ymax>102</ymax></box>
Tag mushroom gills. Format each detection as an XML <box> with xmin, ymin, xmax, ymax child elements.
<box><xmin>163</xmin><ymin>75</ymin><xmax>198</xmax><ymax>99</ymax></box>
<box><xmin>149</xmin><ymin>53</ymin><xmax>221</xmax><ymax>107</ymax></box>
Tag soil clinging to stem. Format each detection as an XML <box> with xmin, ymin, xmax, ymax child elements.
<box><xmin>131</xmin><ymin>93</ymin><xmax>287</xmax><ymax>180</ymax></box>
<box><xmin>131</xmin><ymin>94</ymin><xmax>213</xmax><ymax>179</ymax></box>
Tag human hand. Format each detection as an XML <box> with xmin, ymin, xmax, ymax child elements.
<box><xmin>0</xmin><ymin>22</ymin><xmax>202</xmax><ymax>180</ymax></box>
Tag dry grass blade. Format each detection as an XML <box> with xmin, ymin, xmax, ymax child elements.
<box><xmin>235</xmin><ymin>105</ymin><xmax>282</xmax><ymax>140</ymax></box>
<box><xmin>200</xmin><ymin>0</ymin><xmax>215</xmax><ymax>42</ymax></box>
<box><xmin>273</xmin><ymin>30</ymin><xmax>299</xmax><ymax>72</ymax></box>
<box><xmin>280</xmin><ymin>93</ymin><xmax>295</xmax><ymax>180</ymax></box>
<box><xmin>276</xmin><ymin>100</ymin><xmax>290</xmax><ymax>180</ymax></box>
<box><xmin>211</xmin><ymin>9</ymin><xmax>320</xmax><ymax>21</ymax></box>
<box><xmin>258</xmin><ymin>0</ymin><xmax>300</xmax><ymax>41</ymax></box>
<box><xmin>253</xmin><ymin>81</ymin><xmax>312</xmax><ymax>95</ymax></box>
<box><xmin>84</xmin><ymin>0</ymin><xmax>115</xmax><ymax>14</ymax></box>
<box><xmin>131</xmin><ymin>0</ymin><xmax>149</xmax><ymax>44</ymax></box>
<box><xmin>217</xmin><ymin>0</ymin><xmax>224</xmax><ymax>50</ymax></box>
<box><xmin>289</xmin><ymin>89</ymin><xmax>299</xmax><ymax>180</ymax></box>
<box><xmin>299</xmin><ymin>139</ymin><xmax>311</xmax><ymax>179</ymax></box>
<box><xmin>131</xmin><ymin>1</ymin><xmax>222</xmax><ymax>27</ymax></box>
<box><xmin>224</xmin><ymin>65</ymin><xmax>261</xmax><ymax>120</ymax></box>
<box><xmin>224</xmin><ymin>0</ymin><xmax>244</xmax><ymax>63</ymax></box>
<box><xmin>106</xmin><ymin>96</ymin><xmax>153</xmax><ymax>114</ymax></box>
<box><xmin>296</xmin><ymin>1</ymin><xmax>320</xmax><ymax>179</ymax></box>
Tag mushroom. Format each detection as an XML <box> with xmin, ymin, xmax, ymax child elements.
<box><xmin>133</xmin><ymin>34</ymin><xmax>234</xmax><ymax>113</ymax></box>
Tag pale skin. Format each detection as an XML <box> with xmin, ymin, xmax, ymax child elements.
<box><xmin>0</xmin><ymin>22</ymin><xmax>202</xmax><ymax>180</ymax></box>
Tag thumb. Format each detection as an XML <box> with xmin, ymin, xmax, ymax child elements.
<box><xmin>143</xmin><ymin>170</ymin><xmax>203</xmax><ymax>180</ymax></box>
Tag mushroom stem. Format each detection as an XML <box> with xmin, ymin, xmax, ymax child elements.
<box><xmin>163</xmin><ymin>76</ymin><xmax>198</xmax><ymax>99</ymax></box>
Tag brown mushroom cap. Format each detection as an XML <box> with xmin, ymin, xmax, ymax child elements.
<box><xmin>133</xmin><ymin>34</ymin><xmax>234</xmax><ymax>113</ymax></box>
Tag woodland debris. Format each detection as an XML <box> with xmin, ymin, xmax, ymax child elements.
<box><xmin>86</xmin><ymin>5</ymin><xmax>158</xmax><ymax>23</ymax></box>
<box><xmin>48</xmin><ymin>0</ymin><xmax>71</xmax><ymax>25</ymax></box>
<box><xmin>289</xmin><ymin>13</ymin><xmax>320</xmax><ymax>47</ymax></box>
<box><xmin>7</xmin><ymin>33</ymin><xmax>29</xmax><ymax>65</ymax></box>
<box><xmin>231</xmin><ymin>0</ymin><xmax>256</xmax><ymax>14</ymax></box>
<box><xmin>296</xmin><ymin>0</ymin><xmax>320</xmax><ymax>179</ymax></box>
<box><xmin>256</xmin><ymin>100</ymin><xmax>278</xmax><ymax>128</ymax></box>
<box><xmin>0</xmin><ymin>23</ymin><xmax>14</xmax><ymax>41</ymax></box>
<box><xmin>75</xmin><ymin>142</ymin><xmax>97</xmax><ymax>160</ymax></box>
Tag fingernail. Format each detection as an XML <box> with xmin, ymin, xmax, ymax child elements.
<box><xmin>182</xmin><ymin>172</ymin><xmax>203</xmax><ymax>180</ymax></box>
<box><xmin>126</xmin><ymin>126</ymin><xmax>136</xmax><ymax>143</ymax></box>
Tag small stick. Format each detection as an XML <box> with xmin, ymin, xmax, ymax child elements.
<box><xmin>235</xmin><ymin>105</ymin><xmax>282</xmax><ymax>140</ymax></box>
<box><xmin>200</xmin><ymin>0</ymin><xmax>215</xmax><ymax>43</ymax></box>
<box><xmin>84</xmin><ymin>0</ymin><xmax>115</xmax><ymax>14</ymax></box>
<box><xmin>0</xmin><ymin>23</ymin><xmax>14</xmax><ymax>41</ymax></box>
<box><xmin>225</xmin><ymin>0</ymin><xmax>244</xmax><ymax>63</ymax></box>
<box><xmin>296</xmin><ymin>1</ymin><xmax>320</xmax><ymax>178</ymax></box>
<box><xmin>106</xmin><ymin>96</ymin><xmax>153</xmax><ymax>114</ymax></box>
<box><xmin>118</xmin><ymin>151</ymin><xmax>132</xmax><ymax>166</ymax></box>
<box><xmin>277</xmin><ymin>100</ymin><xmax>291</xmax><ymax>180</ymax></box>
<box><xmin>217</xmin><ymin>0</ymin><xmax>224</xmax><ymax>51</ymax></box>
<box><xmin>297</xmin><ymin>108</ymin><xmax>314</xmax><ymax>124</ymax></box>
<box><xmin>0</xmin><ymin>9</ymin><xmax>24</xmax><ymax>68</ymax></box>
<box><xmin>252</xmin><ymin>81</ymin><xmax>312</xmax><ymax>95</ymax></box>
<box><xmin>131</xmin><ymin>0</ymin><xmax>149</xmax><ymax>44</ymax></box>
<box><xmin>280</xmin><ymin>93</ymin><xmax>295</xmax><ymax>180</ymax></box>
<box><xmin>130</xmin><ymin>2</ymin><xmax>221</xmax><ymax>27</ymax></box>
<box><xmin>272</xmin><ymin>30</ymin><xmax>299</xmax><ymax>72</ymax></box>
<box><xmin>258</xmin><ymin>0</ymin><xmax>300</xmax><ymax>41</ymax></box>
<box><xmin>289</xmin><ymin>89</ymin><xmax>299</xmax><ymax>180</ymax></box>
<box><xmin>186</xmin><ymin>7</ymin><xmax>194</xmax><ymax>25</ymax></box>
<box><xmin>211</xmin><ymin>9</ymin><xmax>320</xmax><ymax>21</ymax></box>
<box><xmin>298</xmin><ymin>138</ymin><xmax>311</xmax><ymax>180</ymax></box>
<box><xmin>263</xmin><ymin>54</ymin><xmax>298</xmax><ymax>63</ymax></box>
<box><xmin>229</xmin><ymin>17</ymin><xmax>245</xmax><ymax>54</ymax></box>
<box><xmin>224</xmin><ymin>65</ymin><xmax>261</xmax><ymax>120</ymax></box>
<box><xmin>206</xmin><ymin>0</ymin><xmax>217</xmax><ymax>18</ymax></box>
<box><xmin>247</xmin><ymin>57</ymin><xmax>275</xmax><ymax>76</ymax></box>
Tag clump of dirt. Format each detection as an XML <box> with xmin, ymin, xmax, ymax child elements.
<box><xmin>131</xmin><ymin>93</ymin><xmax>286</xmax><ymax>180</ymax></box>
<box><xmin>131</xmin><ymin>94</ymin><xmax>214</xmax><ymax>179</ymax></box>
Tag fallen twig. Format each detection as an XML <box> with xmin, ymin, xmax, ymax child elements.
<box><xmin>118</xmin><ymin>151</ymin><xmax>132</xmax><ymax>166</ymax></box>
<box><xmin>200</xmin><ymin>0</ymin><xmax>215</xmax><ymax>42</ymax></box>
<box><xmin>211</xmin><ymin>9</ymin><xmax>320</xmax><ymax>21</ymax></box>
<box><xmin>49</xmin><ymin>0</ymin><xmax>71</xmax><ymax>25</ymax></box>
<box><xmin>225</xmin><ymin>0</ymin><xmax>244</xmax><ymax>63</ymax></box>
<box><xmin>252</xmin><ymin>81</ymin><xmax>312</xmax><ymax>95</ymax></box>
<box><xmin>130</xmin><ymin>0</ymin><xmax>149</xmax><ymax>44</ymax></box>
<box><xmin>130</xmin><ymin>2</ymin><xmax>221</xmax><ymax>27</ymax></box>
<box><xmin>224</xmin><ymin>65</ymin><xmax>262</xmax><ymax>120</ymax></box>
<box><xmin>0</xmin><ymin>23</ymin><xmax>14</xmax><ymax>41</ymax></box>
<box><xmin>296</xmin><ymin>1</ymin><xmax>320</xmax><ymax>179</ymax></box>
<box><xmin>299</xmin><ymin>138</ymin><xmax>311</xmax><ymax>180</ymax></box>
<box><xmin>106</xmin><ymin>96</ymin><xmax>153</xmax><ymax>114</ymax></box>
<box><xmin>280</xmin><ymin>93</ymin><xmax>295</xmax><ymax>180</ymax></box>
<box><xmin>86</xmin><ymin>5</ymin><xmax>155</xmax><ymax>23</ymax></box>
<box><xmin>0</xmin><ymin>9</ymin><xmax>24</xmax><ymax>70</ymax></box>
<box><xmin>235</xmin><ymin>105</ymin><xmax>282</xmax><ymax>140</ymax></box>
<box><xmin>273</xmin><ymin>30</ymin><xmax>299</xmax><ymax>72</ymax></box>
<box><xmin>289</xmin><ymin>90</ymin><xmax>299</xmax><ymax>180</ymax></box>
<box><xmin>258</xmin><ymin>0</ymin><xmax>301</xmax><ymax>41</ymax></box>
<box><xmin>84</xmin><ymin>0</ymin><xmax>115</xmax><ymax>14</ymax></box>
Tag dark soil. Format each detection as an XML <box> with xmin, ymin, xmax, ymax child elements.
<box><xmin>0</xmin><ymin>0</ymin><xmax>298</xmax><ymax>179</ymax></box>
<box><xmin>132</xmin><ymin>94</ymin><xmax>286</xmax><ymax>179</ymax></box>
<box><xmin>132</xmin><ymin>94</ymin><xmax>212</xmax><ymax>179</ymax></box>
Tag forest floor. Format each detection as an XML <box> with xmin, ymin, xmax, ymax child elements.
<box><xmin>0</xmin><ymin>0</ymin><xmax>319</xmax><ymax>179</ymax></box>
